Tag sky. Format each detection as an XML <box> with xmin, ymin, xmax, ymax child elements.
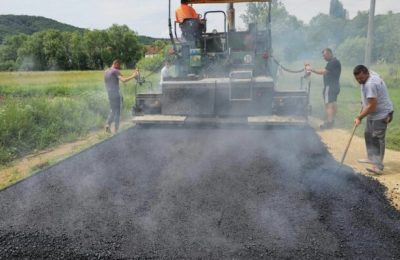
<box><xmin>0</xmin><ymin>0</ymin><xmax>399</xmax><ymax>38</ymax></box>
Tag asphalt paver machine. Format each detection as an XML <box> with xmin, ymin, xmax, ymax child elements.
<box><xmin>133</xmin><ymin>0</ymin><xmax>310</xmax><ymax>127</ymax></box>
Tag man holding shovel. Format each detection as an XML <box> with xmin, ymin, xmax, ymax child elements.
<box><xmin>353</xmin><ymin>65</ymin><xmax>394</xmax><ymax>175</ymax></box>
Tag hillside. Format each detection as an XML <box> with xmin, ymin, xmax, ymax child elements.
<box><xmin>0</xmin><ymin>15</ymin><xmax>83</xmax><ymax>42</ymax></box>
<box><xmin>0</xmin><ymin>15</ymin><xmax>164</xmax><ymax>45</ymax></box>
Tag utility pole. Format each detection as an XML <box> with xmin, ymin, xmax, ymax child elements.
<box><xmin>364</xmin><ymin>0</ymin><xmax>376</xmax><ymax>66</ymax></box>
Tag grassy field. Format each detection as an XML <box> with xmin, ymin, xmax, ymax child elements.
<box><xmin>0</xmin><ymin>70</ymin><xmax>158</xmax><ymax>165</ymax></box>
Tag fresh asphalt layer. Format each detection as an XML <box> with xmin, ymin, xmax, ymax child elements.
<box><xmin>0</xmin><ymin>126</ymin><xmax>399</xmax><ymax>259</ymax></box>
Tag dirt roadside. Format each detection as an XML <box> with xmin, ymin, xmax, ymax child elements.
<box><xmin>310</xmin><ymin>118</ymin><xmax>400</xmax><ymax>210</ymax></box>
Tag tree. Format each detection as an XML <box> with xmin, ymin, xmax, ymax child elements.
<box><xmin>42</xmin><ymin>30</ymin><xmax>71</xmax><ymax>70</ymax></box>
<box><xmin>69</xmin><ymin>31</ymin><xmax>89</xmax><ymax>70</ymax></box>
<box><xmin>241</xmin><ymin>0</ymin><xmax>305</xmax><ymax>61</ymax></box>
<box><xmin>373</xmin><ymin>13</ymin><xmax>400</xmax><ymax>64</ymax></box>
<box><xmin>305</xmin><ymin>14</ymin><xmax>346</xmax><ymax>53</ymax></box>
<box><xmin>153</xmin><ymin>40</ymin><xmax>168</xmax><ymax>52</ymax></box>
<box><xmin>336</xmin><ymin>36</ymin><xmax>366</xmax><ymax>65</ymax></box>
<box><xmin>83</xmin><ymin>29</ymin><xmax>109</xmax><ymax>70</ymax></box>
<box><xmin>106</xmin><ymin>24</ymin><xmax>143</xmax><ymax>68</ymax></box>
<box><xmin>329</xmin><ymin>0</ymin><xmax>347</xmax><ymax>19</ymax></box>
<box><xmin>17</xmin><ymin>31</ymin><xmax>47</xmax><ymax>70</ymax></box>
<box><xmin>0</xmin><ymin>34</ymin><xmax>27</xmax><ymax>70</ymax></box>
<box><xmin>343</xmin><ymin>11</ymin><xmax>368</xmax><ymax>39</ymax></box>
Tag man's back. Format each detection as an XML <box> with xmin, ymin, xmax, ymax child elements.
<box><xmin>105</xmin><ymin>68</ymin><xmax>120</xmax><ymax>93</ymax></box>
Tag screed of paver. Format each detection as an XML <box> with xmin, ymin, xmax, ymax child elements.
<box><xmin>0</xmin><ymin>127</ymin><xmax>399</xmax><ymax>259</ymax></box>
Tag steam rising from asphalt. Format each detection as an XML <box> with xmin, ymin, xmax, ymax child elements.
<box><xmin>2</xmin><ymin>124</ymin><xmax>400</xmax><ymax>258</ymax></box>
<box><xmin>113</xmin><ymin>128</ymin><xmax>339</xmax><ymax>251</ymax></box>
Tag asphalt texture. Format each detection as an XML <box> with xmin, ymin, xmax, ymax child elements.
<box><xmin>0</xmin><ymin>126</ymin><xmax>399</xmax><ymax>259</ymax></box>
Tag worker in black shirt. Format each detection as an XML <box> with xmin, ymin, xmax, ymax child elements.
<box><xmin>306</xmin><ymin>48</ymin><xmax>341</xmax><ymax>129</ymax></box>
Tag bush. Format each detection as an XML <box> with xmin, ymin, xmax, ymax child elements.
<box><xmin>372</xmin><ymin>64</ymin><xmax>400</xmax><ymax>89</ymax></box>
<box><xmin>336</xmin><ymin>37</ymin><xmax>366</xmax><ymax>65</ymax></box>
<box><xmin>136</xmin><ymin>54</ymin><xmax>164</xmax><ymax>72</ymax></box>
<box><xmin>0</xmin><ymin>60</ymin><xmax>16</xmax><ymax>71</ymax></box>
<box><xmin>0</xmin><ymin>145</ymin><xmax>13</xmax><ymax>165</ymax></box>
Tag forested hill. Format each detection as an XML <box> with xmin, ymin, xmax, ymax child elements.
<box><xmin>0</xmin><ymin>15</ymin><xmax>163</xmax><ymax>44</ymax></box>
<box><xmin>0</xmin><ymin>15</ymin><xmax>83</xmax><ymax>42</ymax></box>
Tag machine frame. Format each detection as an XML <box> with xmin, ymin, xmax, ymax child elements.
<box><xmin>133</xmin><ymin>0</ymin><xmax>310</xmax><ymax>127</ymax></box>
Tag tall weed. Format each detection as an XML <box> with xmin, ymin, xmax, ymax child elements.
<box><xmin>0</xmin><ymin>93</ymin><xmax>108</xmax><ymax>165</ymax></box>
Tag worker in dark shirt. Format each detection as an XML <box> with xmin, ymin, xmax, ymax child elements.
<box><xmin>306</xmin><ymin>48</ymin><xmax>341</xmax><ymax>129</ymax></box>
<box><xmin>104</xmin><ymin>59</ymin><xmax>139</xmax><ymax>133</ymax></box>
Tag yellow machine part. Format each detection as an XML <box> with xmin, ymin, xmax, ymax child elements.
<box><xmin>188</xmin><ymin>0</ymin><xmax>270</xmax><ymax>4</ymax></box>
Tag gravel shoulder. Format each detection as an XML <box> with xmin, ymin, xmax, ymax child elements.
<box><xmin>309</xmin><ymin>117</ymin><xmax>400</xmax><ymax>210</ymax></box>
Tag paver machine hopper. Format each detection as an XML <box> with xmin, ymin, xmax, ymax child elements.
<box><xmin>133</xmin><ymin>0</ymin><xmax>310</xmax><ymax>127</ymax></box>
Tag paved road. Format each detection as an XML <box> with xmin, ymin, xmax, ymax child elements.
<box><xmin>0</xmin><ymin>127</ymin><xmax>399</xmax><ymax>259</ymax></box>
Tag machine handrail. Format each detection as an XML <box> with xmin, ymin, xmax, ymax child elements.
<box><xmin>203</xmin><ymin>10</ymin><xmax>228</xmax><ymax>54</ymax></box>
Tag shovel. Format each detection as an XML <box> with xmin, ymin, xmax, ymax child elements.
<box><xmin>335</xmin><ymin>123</ymin><xmax>358</xmax><ymax>173</ymax></box>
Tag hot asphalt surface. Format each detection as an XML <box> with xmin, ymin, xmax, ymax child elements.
<box><xmin>0</xmin><ymin>126</ymin><xmax>399</xmax><ymax>259</ymax></box>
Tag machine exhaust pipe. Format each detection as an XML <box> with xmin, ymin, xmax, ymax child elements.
<box><xmin>227</xmin><ymin>3</ymin><xmax>235</xmax><ymax>32</ymax></box>
<box><xmin>168</xmin><ymin>0</ymin><xmax>177</xmax><ymax>53</ymax></box>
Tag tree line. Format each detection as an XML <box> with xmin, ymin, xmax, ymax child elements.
<box><xmin>1</xmin><ymin>1</ymin><xmax>399</xmax><ymax>71</ymax></box>
<box><xmin>241</xmin><ymin>0</ymin><xmax>400</xmax><ymax>65</ymax></box>
<box><xmin>0</xmin><ymin>24</ymin><xmax>144</xmax><ymax>71</ymax></box>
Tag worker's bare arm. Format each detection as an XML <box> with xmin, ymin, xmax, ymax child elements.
<box><xmin>304</xmin><ymin>64</ymin><xmax>327</xmax><ymax>75</ymax></box>
<box><xmin>354</xmin><ymin>98</ymin><xmax>377</xmax><ymax>125</ymax></box>
<box><xmin>311</xmin><ymin>67</ymin><xmax>327</xmax><ymax>75</ymax></box>
<box><xmin>118</xmin><ymin>69</ymin><xmax>140</xmax><ymax>83</ymax></box>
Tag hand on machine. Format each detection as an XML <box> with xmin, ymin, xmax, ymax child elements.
<box><xmin>134</xmin><ymin>69</ymin><xmax>145</xmax><ymax>85</ymax></box>
<box><xmin>304</xmin><ymin>63</ymin><xmax>312</xmax><ymax>78</ymax></box>
<box><xmin>133</xmin><ymin>68</ymin><xmax>140</xmax><ymax>79</ymax></box>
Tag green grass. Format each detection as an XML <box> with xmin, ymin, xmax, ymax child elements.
<box><xmin>0</xmin><ymin>94</ymin><xmax>108</xmax><ymax>164</ymax></box>
<box><xmin>0</xmin><ymin>70</ymin><xmax>159</xmax><ymax>166</ymax></box>
<box><xmin>4</xmin><ymin>169</ymin><xmax>23</xmax><ymax>188</ymax></box>
<box><xmin>0</xmin><ymin>71</ymin><xmax>103</xmax><ymax>96</ymax></box>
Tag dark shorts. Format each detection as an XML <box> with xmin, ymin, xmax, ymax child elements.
<box><xmin>323</xmin><ymin>86</ymin><xmax>340</xmax><ymax>104</ymax></box>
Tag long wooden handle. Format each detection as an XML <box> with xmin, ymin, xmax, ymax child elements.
<box><xmin>340</xmin><ymin>124</ymin><xmax>358</xmax><ymax>165</ymax></box>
